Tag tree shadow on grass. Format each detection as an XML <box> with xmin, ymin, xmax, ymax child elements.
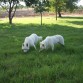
<box><xmin>0</xmin><ymin>23</ymin><xmax>83</xmax><ymax>36</ymax></box>
<box><xmin>61</xmin><ymin>16</ymin><xmax>83</xmax><ymax>26</ymax></box>
<box><xmin>61</xmin><ymin>16</ymin><xmax>83</xmax><ymax>19</ymax></box>
<box><xmin>0</xmin><ymin>23</ymin><xmax>13</xmax><ymax>28</ymax></box>
<box><xmin>0</xmin><ymin>23</ymin><xmax>83</xmax><ymax>53</ymax></box>
<box><xmin>67</xmin><ymin>21</ymin><xmax>83</xmax><ymax>26</ymax></box>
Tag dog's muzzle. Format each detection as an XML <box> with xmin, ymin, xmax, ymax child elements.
<box><xmin>22</xmin><ymin>49</ymin><xmax>29</xmax><ymax>53</ymax></box>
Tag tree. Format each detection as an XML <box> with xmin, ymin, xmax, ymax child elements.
<box><xmin>34</xmin><ymin>0</ymin><xmax>49</xmax><ymax>25</ymax></box>
<box><xmin>24</xmin><ymin>0</ymin><xmax>49</xmax><ymax>25</ymax></box>
<box><xmin>57</xmin><ymin>0</ymin><xmax>66</xmax><ymax>17</ymax></box>
<box><xmin>49</xmin><ymin>0</ymin><xmax>80</xmax><ymax>18</ymax></box>
<box><xmin>49</xmin><ymin>0</ymin><xmax>66</xmax><ymax>18</ymax></box>
<box><xmin>0</xmin><ymin>0</ymin><xmax>20</xmax><ymax>24</ymax></box>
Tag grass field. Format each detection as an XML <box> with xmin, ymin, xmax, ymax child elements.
<box><xmin>0</xmin><ymin>16</ymin><xmax>83</xmax><ymax>83</ymax></box>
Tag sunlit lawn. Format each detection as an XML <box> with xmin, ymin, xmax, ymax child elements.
<box><xmin>0</xmin><ymin>16</ymin><xmax>83</xmax><ymax>83</ymax></box>
<box><xmin>1</xmin><ymin>16</ymin><xmax>83</xmax><ymax>28</ymax></box>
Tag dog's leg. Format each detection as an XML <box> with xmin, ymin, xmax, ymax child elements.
<box><xmin>33</xmin><ymin>45</ymin><xmax>36</xmax><ymax>50</ymax></box>
<box><xmin>39</xmin><ymin>49</ymin><xmax>43</xmax><ymax>52</ymax></box>
<box><xmin>51</xmin><ymin>44</ymin><xmax>54</xmax><ymax>51</ymax></box>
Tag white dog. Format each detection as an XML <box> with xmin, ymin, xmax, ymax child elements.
<box><xmin>40</xmin><ymin>35</ymin><xmax>64</xmax><ymax>51</ymax></box>
<box><xmin>22</xmin><ymin>33</ymin><xmax>42</xmax><ymax>52</ymax></box>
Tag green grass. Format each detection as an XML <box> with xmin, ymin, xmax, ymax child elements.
<box><xmin>0</xmin><ymin>16</ymin><xmax>83</xmax><ymax>83</ymax></box>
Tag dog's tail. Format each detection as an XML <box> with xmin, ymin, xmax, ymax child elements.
<box><xmin>38</xmin><ymin>36</ymin><xmax>42</xmax><ymax>41</ymax></box>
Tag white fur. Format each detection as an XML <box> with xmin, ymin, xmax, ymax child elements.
<box><xmin>40</xmin><ymin>35</ymin><xmax>64</xmax><ymax>51</ymax></box>
<box><xmin>22</xmin><ymin>33</ymin><xmax>42</xmax><ymax>52</ymax></box>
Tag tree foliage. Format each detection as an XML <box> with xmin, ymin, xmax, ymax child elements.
<box><xmin>24</xmin><ymin>0</ymin><xmax>37</xmax><ymax>6</ymax></box>
<box><xmin>65</xmin><ymin>0</ymin><xmax>79</xmax><ymax>12</ymax></box>
<box><xmin>34</xmin><ymin>0</ymin><xmax>49</xmax><ymax>13</ymax></box>
<box><xmin>24</xmin><ymin>0</ymin><xmax>49</xmax><ymax>12</ymax></box>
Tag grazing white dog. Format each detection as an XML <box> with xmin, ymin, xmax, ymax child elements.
<box><xmin>22</xmin><ymin>33</ymin><xmax>42</xmax><ymax>52</ymax></box>
<box><xmin>40</xmin><ymin>35</ymin><xmax>64</xmax><ymax>51</ymax></box>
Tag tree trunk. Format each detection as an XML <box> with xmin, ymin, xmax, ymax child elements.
<box><xmin>55</xmin><ymin>0</ymin><xmax>57</xmax><ymax>20</ymax></box>
<box><xmin>9</xmin><ymin>17</ymin><xmax>12</xmax><ymax>24</ymax></box>
<box><xmin>40</xmin><ymin>12</ymin><xmax>42</xmax><ymax>25</ymax></box>
<box><xmin>9</xmin><ymin>10</ymin><xmax>12</xmax><ymax>24</ymax></box>
<box><xmin>58</xmin><ymin>11</ymin><xmax>61</xmax><ymax>17</ymax></box>
<box><xmin>58</xmin><ymin>7</ymin><xmax>62</xmax><ymax>17</ymax></box>
<box><xmin>8</xmin><ymin>1</ymin><xmax>17</xmax><ymax>24</ymax></box>
<box><xmin>9</xmin><ymin>2</ymin><xmax>12</xmax><ymax>24</ymax></box>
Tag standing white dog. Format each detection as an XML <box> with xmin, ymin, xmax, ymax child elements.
<box><xmin>40</xmin><ymin>35</ymin><xmax>64</xmax><ymax>51</ymax></box>
<box><xmin>22</xmin><ymin>33</ymin><xmax>42</xmax><ymax>52</ymax></box>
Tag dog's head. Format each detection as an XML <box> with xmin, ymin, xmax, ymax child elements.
<box><xmin>22</xmin><ymin>42</ymin><xmax>29</xmax><ymax>52</ymax></box>
<box><xmin>39</xmin><ymin>42</ymin><xmax>46</xmax><ymax>51</ymax></box>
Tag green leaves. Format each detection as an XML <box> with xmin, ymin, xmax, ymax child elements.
<box><xmin>34</xmin><ymin>0</ymin><xmax>49</xmax><ymax>13</ymax></box>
